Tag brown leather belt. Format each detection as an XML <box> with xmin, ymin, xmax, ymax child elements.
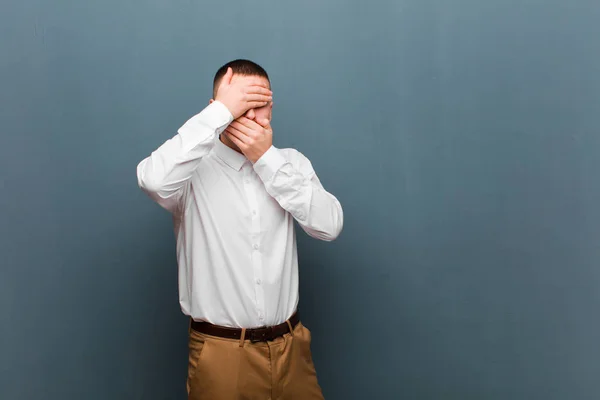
<box><xmin>191</xmin><ymin>312</ymin><xmax>300</xmax><ymax>342</ymax></box>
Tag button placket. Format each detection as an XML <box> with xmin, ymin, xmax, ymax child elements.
<box><xmin>243</xmin><ymin>167</ymin><xmax>265</xmax><ymax>323</ymax></box>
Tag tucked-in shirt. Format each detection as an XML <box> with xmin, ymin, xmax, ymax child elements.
<box><xmin>137</xmin><ymin>101</ymin><xmax>343</xmax><ymax>328</ymax></box>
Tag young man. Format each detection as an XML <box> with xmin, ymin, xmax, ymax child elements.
<box><xmin>137</xmin><ymin>59</ymin><xmax>343</xmax><ymax>399</ymax></box>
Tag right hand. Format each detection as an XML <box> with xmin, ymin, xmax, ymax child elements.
<box><xmin>215</xmin><ymin>67</ymin><xmax>273</xmax><ymax>119</ymax></box>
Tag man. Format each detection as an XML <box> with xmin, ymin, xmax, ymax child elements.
<box><xmin>137</xmin><ymin>59</ymin><xmax>343</xmax><ymax>399</ymax></box>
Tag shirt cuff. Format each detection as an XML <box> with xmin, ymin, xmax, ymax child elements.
<box><xmin>178</xmin><ymin>101</ymin><xmax>234</xmax><ymax>141</ymax></box>
<box><xmin>209</xmin><ymin>101</ymin><xmax>234</xmax><ymax>134</ymax></box>
<box><xmin>253</xmin><ymin>146</ymin><xmax>288</xmax><ymax>182</ymax></box>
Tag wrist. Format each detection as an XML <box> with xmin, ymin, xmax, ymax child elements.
<box><xmin>215</xmin><ymin>100</ymin><xmax>233</xmax><ymax>117</ymax></box>
<box><xmin>253</xmin><ymin>146</ymin><xmax>286</xmax><ymax>181</ymax></box>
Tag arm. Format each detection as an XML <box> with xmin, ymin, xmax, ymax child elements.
<box><xmin>136</xmin><ymin>101</ymin><xmax>233</xmax><ymax>213</ymax></box>
<box><xmin>137</xmin><ymin>67</ymin><xmax>272</xmax><ymax>213</ymax></box>
<box><xmin>253</xmin><ymin>147</ymin><xmax>344</xmax><ymax>241</ymax></box>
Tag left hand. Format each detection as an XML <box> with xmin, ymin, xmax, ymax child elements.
<box><xmin>224</xmin><ymin>116</ymin><xmax>273</xmax><ymax>163</ymax></box>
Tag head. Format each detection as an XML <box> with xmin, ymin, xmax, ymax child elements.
<box><xmin>210</xmin><ymin>59</ymin><xmax>273</xmax><ymax>122</ymax></box>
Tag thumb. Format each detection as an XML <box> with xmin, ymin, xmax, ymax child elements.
<box><xmin>259</xmin><ymin>118</ymin><xmax>270</xmax><ymax>127</ymax></box>
<box><xmin>224</xmin><ymin>67</ymin><xmax>233</xmax><ymax>85</ymax></box>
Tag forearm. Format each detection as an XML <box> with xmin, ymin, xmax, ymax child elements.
<box><xmin>254</xmin><ymin>147</ymin><xmax>343</xmax><ymax>241</ymax></box>
<box><xmin>137</xmin><ymin>101</ymin><xmax>233</xmax><ymax>210</ymax></box>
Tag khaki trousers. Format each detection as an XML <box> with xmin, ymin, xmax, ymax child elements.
<box><xmin>187</xmin><ymin>321</ymin><xmax>324</xmax><ymax>400</ymax></box>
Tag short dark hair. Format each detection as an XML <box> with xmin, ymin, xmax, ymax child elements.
<box><xmin>213</xmin><ymin>59</ymin><xmax>270</xmax><ymax>98</ymax></box>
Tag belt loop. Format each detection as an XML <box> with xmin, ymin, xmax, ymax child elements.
<box><xmin>239</xmin><ymin>328</ymin><xmax>246</xmax><ymax>347</ymax></box>
<box><xmin>286</xmin><ymin>320</ymin><xmax>294</xmax><ymax>336</ymax></box>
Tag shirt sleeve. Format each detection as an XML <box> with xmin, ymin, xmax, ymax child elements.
<box><xmin>253</xmin><ymin>146</ymin><xmax>344</xmax><ymax>241</ymax></box>
<box><xmin>136</xmin><ymin>101</ymin><xmax>233</xmax><ymax>213</ymax></box>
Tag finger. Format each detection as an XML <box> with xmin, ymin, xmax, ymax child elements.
<box><xmin>244</xmin><ymin>78</ymin><xmax>271</xmax><ymax>88</ymax></box>
<box><xmin>244</xmin><ymin>86</ymin><xmax>273</xmax><ymax>96</ymax></box>
<box><xmin>227</xmin><ymin>124</ymin><xmax>253</xmax><ymax>142</ymax></box>
<box><xmin>224</xmin><ymin>130</ymin><xmax>248</xmax><ymax>149</ymax></box>
<box><xmin>247</xmin><ymin>101</ymin><xmax>270</xmax><ymax>109</ymax></box>
<box><xmin>236</xmin><ymin>117</ymin><xmax>262</xmax><ymax>131</ymax></box>
<box><xmin>224</xmin><ymin>131</ymin><xmax>244</xmax><ymax>148</ymax></box>
<box><xmin>256</xmin><ymin>118</ymin><xmax>271</xmax><ymax>128</ymax></box>
<box><xmin>244</xmin><ymin>93</ymin><xmax>272</xmax><ymax>103</ymax></box>
<box><xmin>224</xmin><ymin>67</ymin><xmax>233</xmax><ymax>85</ymax></box>
<box><xmin>230</xmin><ymin>120</ymin><xmax>256</xmax><ymax>137</ymax></box>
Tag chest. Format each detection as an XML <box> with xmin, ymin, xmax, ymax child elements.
<box><xmin>187</xmin><ymin>158</ymin><xmax>287</xmax><ymax>232</ymax></box>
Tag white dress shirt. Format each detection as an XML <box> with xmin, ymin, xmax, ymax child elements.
<box><xmin>137</xmin><ymin>101</ymin><xmax>343</xmax><ymax>328</ymax></box>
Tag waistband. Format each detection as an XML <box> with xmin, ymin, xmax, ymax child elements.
<box><xmin>190</xmin><ymin>312</ymin><xmax>300</xmax><ymax>343</ymax></box>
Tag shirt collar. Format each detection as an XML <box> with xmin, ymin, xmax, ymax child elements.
<box><xmin>214</xmin><ymin>135</ymin><xmax>248</xmax><ymax>171</ymax></box>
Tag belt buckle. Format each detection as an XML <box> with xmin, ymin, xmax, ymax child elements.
<box><xmin>250</xmin><ymin>326</ymin><xmax>273</xmax><ymax>343</ymax></box>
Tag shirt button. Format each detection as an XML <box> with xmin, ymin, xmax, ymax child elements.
<box><xmin>256</xmin><ymin>278</ymin><xmax>261</xmax><ymax>285</ymax></box>
<box><xmin>253</xmin><ymin>244</ymin><xmax>259</xmax><ymax>250</ymax></box>
<box><xmin>252</xmin><ymin>210</ymin><xmax>257</xmax><ymax>215</ymax></box>
<box><xmin>244</xmin><ymin>179</ymin><xmax>250</xmax><ymax>184</ymax></box>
